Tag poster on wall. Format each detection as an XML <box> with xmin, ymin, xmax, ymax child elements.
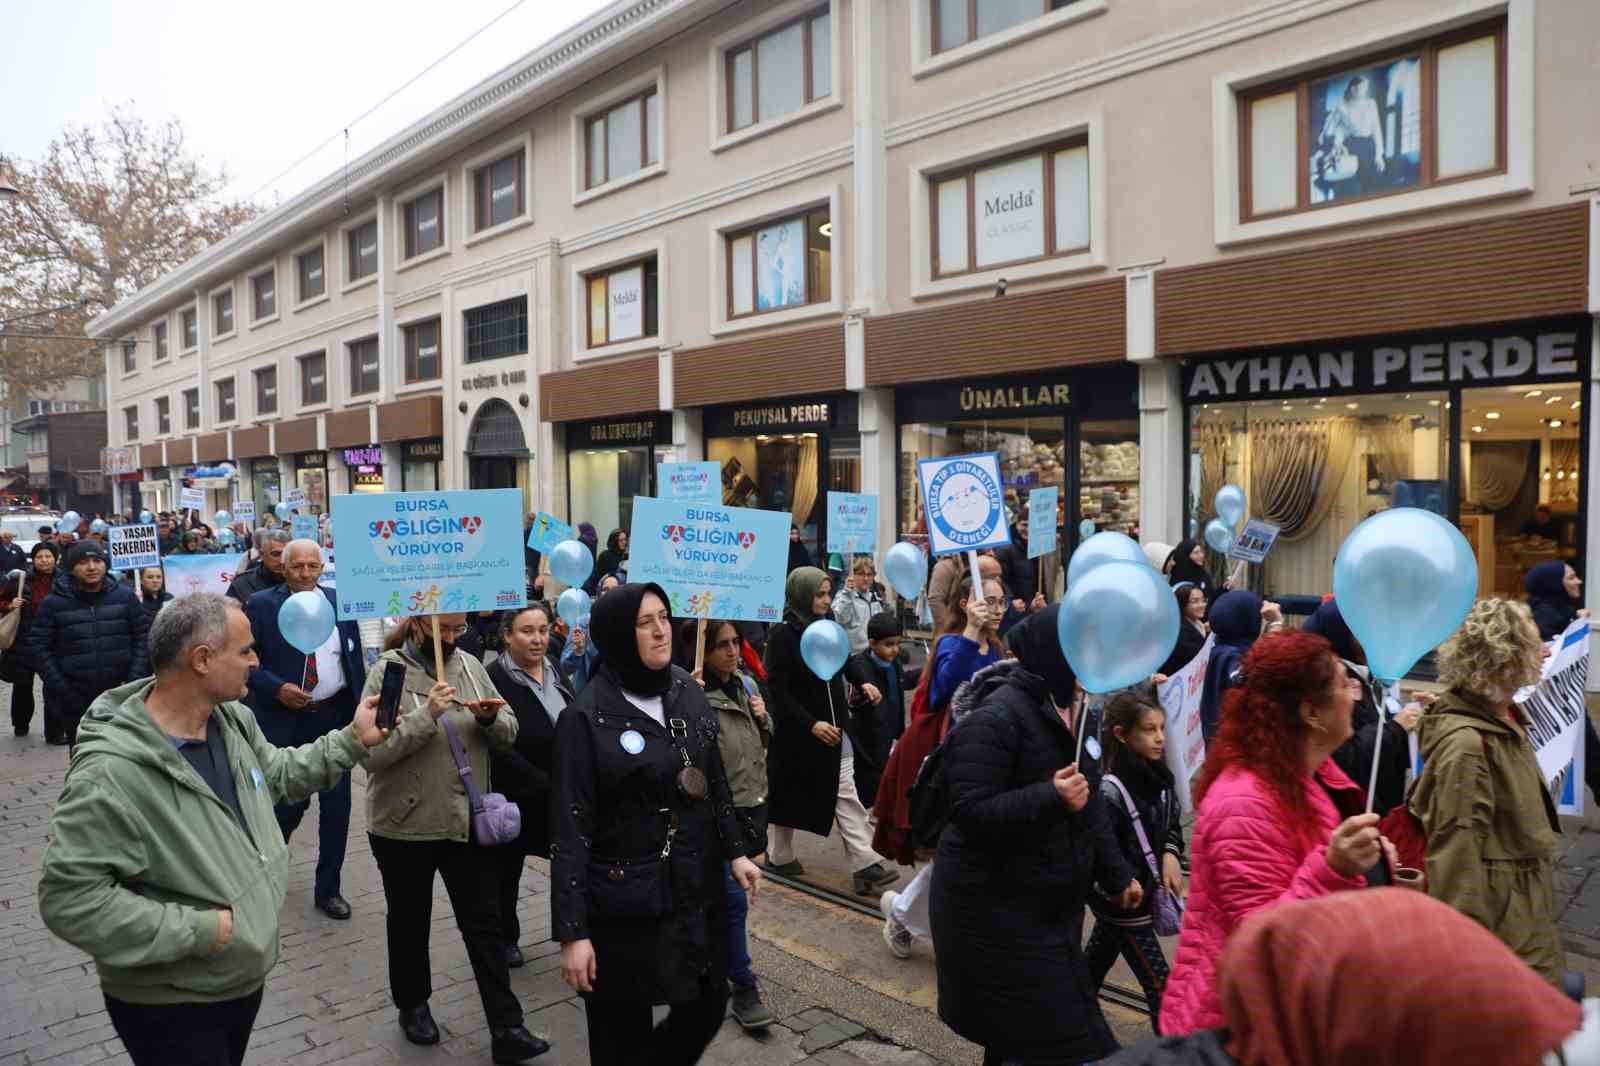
<box><xmin>608</xmin><ymin>265</ymin><xmax>645</xmax><ymax>341</ymax></box>
<box><xmin>973</xmin><ymin>154</ymin><xmax>1046</xmax><ymax>268</ymax></box>
<box><xmin>1308</xmin><ymin>54</ymin><xmax>1422</xmax><ymax>204</ymax></box>
<box><xmin>826</xmin><ymin>492</ymin><xmax>877</xmax><ymax>555</ymax></box>
<box><xmin>755</xmin><ymin>217</ymin><xmax>805</xmax><ymax>311</ymax></box>
<box><xmin>626</xmin><ymin>497</ymin><xmax>791</xmax><ymax>622</ymax></box>
<box><xmin>657</xmin><ymin>462</ymin><xmax>721</xmax><ymax>505</ymax></box>
<box><xmin>917</xmin><ymin>452</ymin><xmax>1012</xmax><ymax>557</ymax></box>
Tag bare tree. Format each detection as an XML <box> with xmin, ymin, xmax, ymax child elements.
<box><xmin>0</xmin><ymin>110</ymin><xmax>259</xmax><ymax>394</ymax></box>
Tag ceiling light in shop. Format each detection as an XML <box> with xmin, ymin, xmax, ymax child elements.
<box><xmin>1345</xmin><ymin>402</ymin><xmax>1359</xmax><ymax>409</ymax></box>
<box><xmin>1485</xmin><ymin>411</ymin><xmax>1500</xmax><ymax>419</ymax></box>
<box><xmin>818</xmin><ymin>222</ymin><xmax>832</xmax><ymax>237</ymax></box>
<box><xmin>1471</xmin><ymin>425</ymin><xmax>1483</xmax><ymax>432</ymax></box>
<box><xmin>1546</xmin><ymin>396</ymin><xmax>1563</xmax><ymax>405</ymax></box>
<box><xmin>1550</xmin><ymin>420</ymin><xmax>1564</xmax><ymax>428</ymax></box>
<box><xmin>756</xmin><ymin>434</ymin><xmax>770</xmax><ymax>441</ymax></box>
<box><xmin>1557</xmin><ymin>470</ymin><xmax>1567</xmax><ymax>479</ymax></box>
<box><xmin>1544</xmin><ymin>469</ymin><xmax>1552</xmax><ymax>480</ymax></box>
<box><xmin>1574</xmin><ymin>401</ymin><xmax>1583</xmax><ymax>410</ymax></box>
<box><xmin>1428</xmin><ymin>400</ymin><xmax>1441</xmax><ymax>407</ymax></box>
<box><xmin>1526</xmin><ymin>389</ymin><xmax>1543</xmax><ymax>397</ymax></box>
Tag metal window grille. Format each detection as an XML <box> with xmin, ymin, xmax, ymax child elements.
<box><xmin>463</xmin><ymin>296</ymin><xmax>528</xmax><ymax>363</ymax></box>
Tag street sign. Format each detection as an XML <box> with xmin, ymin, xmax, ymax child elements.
<box><xmin>916</xmin><ymin>452</ymin><xmax>1011</xmax><ymax>557</ymax></box>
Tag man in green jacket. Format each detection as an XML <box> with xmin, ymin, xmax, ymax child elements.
<box><xmin>38</xmin><ymin>592</ymin><xmax>388</xmax><ymax>1066</ymax></box>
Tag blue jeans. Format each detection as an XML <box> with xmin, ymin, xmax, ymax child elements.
<box><xmin>725</xmin><ymin>863</ymin><xmax>754</xmax><ymax>990</ymax></box>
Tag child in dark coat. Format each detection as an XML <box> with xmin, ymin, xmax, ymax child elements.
<box><xmin>844</xmin><ymin>613</ymin><xmax>914</xmax><ymax>808</ymax></box>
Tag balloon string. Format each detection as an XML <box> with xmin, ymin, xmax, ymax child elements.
<box><xmin>1074</xmin><ymin>690</ymin><xmax>1089</xmax><ymax>767</ymax></box>
<box><xmin>1365</xmin><ymin>679</ymin><xmax>1389</xmax><ymax>815</ymax></box>
<box><xmin>826</xmin><ymin>678</ymin><xmax>837</xmax><ymax>729</ymax></box>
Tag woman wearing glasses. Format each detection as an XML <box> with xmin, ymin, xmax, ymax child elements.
<box><xmin>832</xmin><ymin>556</ymin><xmax>889</xmax><ymax>655</ymax></box>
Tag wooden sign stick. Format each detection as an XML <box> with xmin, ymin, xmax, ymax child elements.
<box><xmin>431</xmin><ymin>614</ymin><xmax>446</xmax><ymax>682</ymax></box>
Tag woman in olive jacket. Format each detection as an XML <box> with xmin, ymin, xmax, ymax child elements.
<box><xmin>552</xmin><ymin>583</ymin><xmax>762</xmax><ymax>1066</ymax></box>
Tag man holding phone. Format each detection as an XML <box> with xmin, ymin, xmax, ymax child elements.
<box><xmin>244</xmin><ymin>539</ymin><xmax>366</xmax><ymax>920</ymax></box>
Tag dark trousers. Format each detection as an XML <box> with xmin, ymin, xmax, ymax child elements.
<box><xmin>498</xmin><ymin>849</ymin><xmax>528</xmax><ymax>944</ymax></box>
<box><xmin>105</xmin><ymin>985</ymin><xmax>264</xmax><ymax>1066</ymax></box>
<box><xmin>7</xmin><ymin>666</ymin><xmax>33</xmax><ymax>733</ymax></box>
<box><xmin>368</xmin><ymin>834</ymin><xmax>522</xmax><ymax>1030</ymax></box>
<box><xmin>725</xmin><ymin>864</ymin><xmax>754</xmax><ymax>990</ymax></box>
<box><xmin>1084</xmin><ymin>919</ymin><xmax>1169</xmax><ymax>1034</ymax></box>
<box><xmin>583</xmin><ymin>978</ymin><xmax>729</xmax><ymax>1066</ymax></box>
<box><xmin>261</xmin><ymin>696</ymin><xmax>353</xmax><ymax>899</ymax></box>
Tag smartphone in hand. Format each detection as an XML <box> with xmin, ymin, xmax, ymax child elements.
<box><xmin>377</xmin><ymin>660</ymin><xmax>407</xmax><ymax>731</ymax></box>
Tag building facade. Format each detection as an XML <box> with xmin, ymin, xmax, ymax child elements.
<box><xmin>92</xmin><ymin>0</ymin><xmax>1600</xmax><ymax>620</ymax></box>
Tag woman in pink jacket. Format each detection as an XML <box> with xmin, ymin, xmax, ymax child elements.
<box><xmin>1160</xmin><ymin>630</ymin><xmax>1393</xmax><ymax>1036</ymax></box>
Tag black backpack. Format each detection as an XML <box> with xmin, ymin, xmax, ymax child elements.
<box><xmin>907</xmin><ymin>735</ymin><xmax>953</xmax><ymax>850</ymax></box>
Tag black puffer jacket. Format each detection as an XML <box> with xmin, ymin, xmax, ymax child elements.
<box><xmin>28</xmin><ymin>571</ymin><xmax>149</xmax><ymax>725</ymax></box>
<box><xmin>1092</xmin><ymin>753</ymin><xmax>1185</xmax><ymax>923</ymax></box>
<box><xmin>225</xmin><ymin>560</ymin><xmax>283</xmax><ymax>603</ymax></box>
<box><xmin>930</xmin><ymin>659</ymin><xmax>1134</xmax><ymax>1064</ymax></box>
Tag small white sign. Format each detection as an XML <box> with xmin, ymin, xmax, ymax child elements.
<box><xmin>179</xmin><ymin>487</ymin><xmax>205</xmax><ymax>511</ymax></box>
<box><xmin>232</xmin><ymin>500</ymin><xmax>256</xmax><ymax>523</ymax></box>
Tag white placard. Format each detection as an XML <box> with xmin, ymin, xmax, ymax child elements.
<box><xmin>179</xmin><ymin>487</ymin><xmax>205</xmax><ymax>511</ymax></box>
<box><xmin>1159</xmin><ymin>635</ymin><xmax>1214</xmax><ymax>814</ymax></box>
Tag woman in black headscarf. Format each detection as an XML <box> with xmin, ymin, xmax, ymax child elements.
<box><xmin>1165</xmin><ymin>539</ymin><xmax>1221</xmax><ymax>604</ymax></box>
<box><xmin>551</xmin><ymin>582</ymin><xmax>761</xmax><ymax>1066</ymax></box>
<box><xmin>786</xmin><ymin>525</ymin><xmax>813</xmax><ymax>573</ymax></box>
<box><xmin>594</xmin><ymin>529</ymin><xmax>629</xmax><ymax>585</ymax></box>
<box><xmin>930</xmin><ymin>605</ymin><xmax>1138</xmax><ymax>1066</ymax></box>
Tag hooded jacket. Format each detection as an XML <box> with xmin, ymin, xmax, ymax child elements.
<box><xmin>1198</xmin><ymin>591</ymin><xmax>1261</xmax><ymax>740</ymax></box>
<box><xmin>1525</xmin><ymin>560</ymin><xmax>1578</xmax><ymax>641</ymax></box>
<box><xmin>28</xmin><ymin>569</ymin><xmax>149</xmax><ymax>722</ymax></box>
<box><xmin>37</xmin><ymin>679</ymin><xmax>367</xmax><ymax>1005</ymax></box>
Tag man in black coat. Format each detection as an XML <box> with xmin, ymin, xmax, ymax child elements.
<box><xmin>226</xmin><ymin>528</ymin><xmax>288</xmax><ymax>602</ymax></box>
<box><xmin>0</xmin><ymin>531</ymin><xmax>27</xmax><ymax>575</ymax></box>
<box><xmin>27</xmin><ymin>540</ymin><xmax>149</xmax><ymax>750</ymax></box>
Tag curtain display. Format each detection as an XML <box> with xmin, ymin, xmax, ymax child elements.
<box><xmin>1247</xmin><ymin>417</ymin><xmax>1359</xmax><ymax>541</ymax></box>
<box><xmin>790</xmin><ymin>435</ymin><xmax>819</xmax><ymax>530</ymax></box>
<box><xmin>1469</xmin><ymin>441</ymin><xmax>1531</xmax><ymax>512</ymax></box>
<box><xmin>1365</xmin><ymin>415</ymin><xmax>1414</xmax><ymax>487</ymax></box>
<box><xmin>1551</xmin><ymin>438</ymin><xmax>1581</xmax><ymax>505</ymax></box>
<box><xmin>1199</xmin><ymin>422</ymin><xmax>1231</xmax><ymax>521</ymax></box>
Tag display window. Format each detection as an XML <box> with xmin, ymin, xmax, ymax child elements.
<box><xmin>565</xmin><ymin>416</ymin><xmax>668</xmax><ymax>542</ymax></box>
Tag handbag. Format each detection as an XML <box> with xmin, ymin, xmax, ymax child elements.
<box><xmin>439</xmin><ymin>714</ymin><xmax>522</xmax><ymax>847</ymax></box>
<box><xmin>0</xmin><ymin>571</ymin><xmax>25</xmax><ymax>652</ymax></box>
<box><xmin>1104</xmin><ymin>774</ymin><xmax>1185</xmax><ymax>937</ymax></box>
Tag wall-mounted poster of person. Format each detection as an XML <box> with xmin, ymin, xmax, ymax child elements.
<box><xmin>1309</xmin><ymin>54</ymin><xmax>1422</xmax><ymax>204</ymax></box>
<box><xmin>756</xmin><ymin>217</ymin><xmax>806</xmax><ymax>311</ymax></box>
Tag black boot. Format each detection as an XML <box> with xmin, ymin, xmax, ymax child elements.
<box><xmin>491</xmin><ymin>1025</ymin><xmax>551</xmax><ymax>1063</ymax></box>
<box><xmin>399</xmin><ymin>1005</ymin><xmax>440</xmax><ymax>1046</ymax></box>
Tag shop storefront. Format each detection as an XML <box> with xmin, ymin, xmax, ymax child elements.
<box><xmin>181</xmin><ymin>463</ymin><xmax>239</xmax><ymax>521</ymax></box>
<box><xmin>1182</xmin><ymin>316</ymin><xmax>1592</xmax><ymax>602</ymax></box>
<box><xmin>341</xmin><ymin>445</ymin><xmax>386</xmax><ymax>493</ymax></box>
<box><xmin>566</xmin><ymin>414</ymin><xmax>669</xmax><ymax>541</ymax></box>
<box><xmin>251</xmin><ymin>458</ymin><xmax>281</xmax><ymax>519</ymax></box>
<box><xmin>139</xmin><ymin>472</ymin><xmax>171</xmax><ymax>515</ymax></box>
<box><xmin>401</xmin><ymin>439</ymin><xmax>443</xmax><ymax>492</ymax></box>
<box><xmin>293</xmin><ymin>452</ymin><xmax>329</xmax><ymax>515</ymax></box>
<box><xmin>897</xmin><ymin>364</ymin><xmax>1140</xmax><ymax>554</ymax></box>
<box><xmin>704</xmin><ymin>394</ymin><xmax>859</xmax><ymax>565</ymax></box>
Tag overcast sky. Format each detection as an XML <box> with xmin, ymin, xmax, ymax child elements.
<box><xmin>3</xmin><ymin>0</ymin><xmax>613</xmax><ymax>208</ymax></box>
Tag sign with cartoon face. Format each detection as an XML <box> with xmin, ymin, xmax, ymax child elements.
<box><xmin>626</xmin><ymin>497</ymin><xmax>790</xmax><ymax>622</ymax></box>
<box><xmin>917</xmin><ymin>452</ymin><xmax>1012</xmax><ymax>557</ymax></box>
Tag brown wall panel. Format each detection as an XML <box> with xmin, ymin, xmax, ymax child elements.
<box><xmin>865</xmin><ymin>279</ymin><xmax>1125</xmax><ymax>387</ymax></box>
<box><xmin>377</xmin><ymin>395</ymin><xmax>444</xmax><ymax>442</ymax></box>
<box><xmin>275</xmin><ymin>417</ymin><xmax>317</xmax><ymax>454</ymax></box>
<box><xmin>675</xmin><ymin>324</ymin><xmax>845</xmax><ymax>408</ymax></box>
<box><xmin>541</xmin><ymin>356</ymin><xmax>658</xmax><ymax>422</ymax></box>
<box><xmin>325</xmin><ymin>408</ymin><xmax>373</xmax><ymax>448</ymax></box>
<box><xmin>195</xmin><ymin>433</ymin><xmax>229</xmax><ymax>462</ymax></box>
<box><xmin>232</xmin><ymin>427</ymin><xmax>271</xmax><ymax>458</ymax></box>
<box><xmin>139</xmin><ymin>443</ymin><xmax>165</xmax><ymax>469</ymax></box>
<box><xmin>1157</xmin><ymin>204</ymin><xmax>1590</xmax><ymax>356</ymax></box>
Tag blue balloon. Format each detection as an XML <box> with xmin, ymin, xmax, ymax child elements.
<box><xmin>1077</xmin><ymin>519</ymin><xmax>1096</xmax><ymax>539</ymax></box>
<box><xmin>278</xmin><ymin>589</ymin><xmax>335</xmax><ymax>654</ymax></box>
<box><xmin>274</xmin><ymin>502</ymin><xmax>292</xmax><ymax>521</ymax></box>
<box><xmin>217</xmin><ymin>528</ymin><xmax>235</xmax><ymax>548</ymax></box>
<box><xmin>1067</xmin><ymin>531</ymin><xmax>1146</xmax><ymax>587</ymax></box>
<box><xmin>214</xmin><ymin>509</ymin><xmax>231</xmax><ymax>528</ymax></box>
<box><xmin>60</xmin><ymin>511</ymin><xmax>81</xmax><ymax>533</ymax></box>
<box><xmin>139</xmin><ymin>510</ymin><xmax>154</xmax><ymax>525</ymax></box>
<box><xmin>89</xmin><ymin>518</ymin><xmax>108</xmax><ymax>535</ymax></box>
<box><xmin>1214</xmin><ymin>484</ymin><xmax>1247</xmax><ymax>528</ymax></box>
<box><xmin>1333</xmin><ymin>508</ymin><xmax>1478</xmax><ymax>683</ymax></box>
<box><xmin>557</xmin><ymin>587</ymin><xmax>591</xmax><ymax>627</ymax></box>
<box><xmin>1189</xmin><ymin>516</ymin><xmax>1200</xmax><ymax>538</ymax></box>
<box><xmin>799</xmin><ymin>619</ymin><xmax>851</xmax><ymax>681</ymax></box>
<box><xmin>1204</xmin><ymin>518</ymin><xmax>1235</xmax><ymax>555</ymax></box>
<box><xmin>1058</xmin><ymin>560</ymin><xmax>1179</xmax><ymax>693</ymax></box>
<box><xmin>882</xmin><ymin>542</ymin><xmax>928</xmax><ymax>600</ymax></box>
<box><xmin>548</xmin><ymin>539</ymin><xmax>594</xmax><ymax>588</ymax></box>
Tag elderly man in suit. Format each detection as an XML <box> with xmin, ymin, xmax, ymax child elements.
<box><xmin>245</xmin><ymin>538</ymin><xmax>366</xmax><ymax>920</ymax></box>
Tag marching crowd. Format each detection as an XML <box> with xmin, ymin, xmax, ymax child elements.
<box><xmin>17</xmin><ymin>504</ymin><xmax>1600</xmax><ymax>1066</ymax></box>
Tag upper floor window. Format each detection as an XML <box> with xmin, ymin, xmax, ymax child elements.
<box><xmin>251</xmin><ymin>269</ymin><xmax>276</xmax><ymax>321</ymax></box>
<box><xmin>215</xmin><ymin>378</ymin><xmax>236</xmax><ymax>423</ymax></box>
<box><xmin>586</xmin><ymin>91</ymin><xmax>660</xmax><ymax>189</ymax></box>
<box><xmin>212</xmin><ymin>288</ymin><xmax>234</xmax><ymax>336</ymax></box>
<box><xmin>297</xmin><ymin>245</ymin><xmax>326</xmax><ymax>302</ymax></box>
<box><xmin>123</xmin><ymin>406</ymin><xmax>138</xmax><ymax>440</ymax></box>
<box><xmin>348</xmin><ymin>337</ymin><xmax>380</xmax><ymax>395</ymax></box>
<box><xmin>182</xmin><ymin>387</ymin><xmax>200</xmax><ymax>430</ymax></box>
<box><xmin>121</xmin><ymin>340</ymin><xmax>137</xmax><ymax>373</ymax></box>
<box><xmin>586</xmin><ymin>260</ymin><xmax>658</xmax><ymax>348</ymax></box>
<box><xmin>931</xmin><ymin>139</ymin><xmax>1089</xmax><ymax>278</ymax></box>
<box><xmin>180</xmin><ymin>306</ymin><xmax>199</xmax><ymax>351</ymax></box>
<box><xmin>726</xmin><ymin>207</ymin><xmax>831</xmax><ymax>318</ymax></box>
<box><xmin>473</xmin><ymin>152</ymin><xmax>525</xmax><ymax>230</ymax></box>
<box><xmin>403</xmin><ymin>188</ymin><xmax>444</xmax><ymax>259</ymax></box>
<box><xmin>403</xmin><ymin>320</ymin><xmax>441</xmax><ymax>383</ymax></box>
<box><xmin>299</xmin><ymin>352</ymin><xmax>327</xmax><ymax>406</ymax></box>
<box><xmin>153</xmin><ymin>321</ymin><xmax>168</xmax><ymax>360</ymax></box>
<box><xmin>726</xmin><ymin>9</ymin><xmax>831</xmax><ymax>133</ymax></box>
<box><xmin>464</xmin><ymin>297</ymin><xmax>528</xmax><ymax>363</ymax></box>
<box><xmin>255</xmin><ymin>366</ymin><xmax>278</xmax><ymax>415</ymax></box>
<box><xmin>347</xmin><ymin>219</ymin><xmax>378</xmax><ymax>282</ymax></box>
<box><xmin>933</xmin><ymin>0</ymin><xmax>1083</xmax><ymax>53</ymax></box>
<box><xmin>1241</xmin><ymin>20</ymin><xmax>1505</xmax><ymax>221</ymax></box>
<box><xmin>155</xmin><ymin>396</ymin><xmax>171</xmax><ymax>435</ymax></box>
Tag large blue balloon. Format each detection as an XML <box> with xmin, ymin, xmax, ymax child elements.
<box><xmin>60</xmin><ymin>511</ymin><xmax>81</xmax><ymax>533</ymax></box>
<box><xmin>882</xmin><ymin>542</ymin><xmax>928</xmax><ymax>600</ymax></box>
<box><xmin>139</xmin><ymin>510</ymin><xmax>154</xmax><ymax>525</ymax></box>
<box><xmin>1204</xmin><ymin>518</ymin><xmax>1235</xmax><ymax>554</ymax></box>
<box><xmin>1215</xmin><ymin>484</ymin><xmax>1246</xmax><ymax>528</ymax></box>
<box><xmin>557</xmin><ymin>587</ymin><xmax>591</xmax><ymax>627</ymax></box>
<box><xmin>1058</xmin><ymin>560</ymin><xmax>1179</xmax><ymax>693</ymax></box>
<box><xmin>278</xmin><ymin>590</ymin><xmax>336</xmax><ymax>654</ymax></box>
<box><xmin>548</xmin><ymin>539</ymin><xmax>594</xmax><ymax>588</ymax></box>
<box><xmin>1333</xmin><ymin>508</ymin><xmax>1477</xmax><ymax>683</ymax></box>
<box><xmin>274</xmin><ymin>502</ymin><xmax>292</xmax><ymax>521</ymax></box>
<box><xmin>1067</xmin><ymin>531</ymin><xmax>1146</xmax><ymax>587</ymax></box>
<box><xmin>89</xmin><ymin>518</ymin><xmax>108</xmax><ymax>535</ymax></box>
<box><xmin>799</xmin><ymin>618</ymin><xmax>850</xmax><ymax>680</ymax></box>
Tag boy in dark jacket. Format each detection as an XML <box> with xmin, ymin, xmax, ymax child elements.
<box><xmin>844</xmin><ymin>613</ymin><xmax>915</xmax><ymax>808</ymax></box>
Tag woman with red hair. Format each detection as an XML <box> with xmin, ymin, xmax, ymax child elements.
<box><xmin>1159</xmin><ymin>631</ymin><xmax>1392</xmax><ymax>1036</ymax></box>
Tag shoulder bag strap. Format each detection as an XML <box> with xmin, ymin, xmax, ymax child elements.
<box><xmin>1104</xmin><ymin>773</ymin><xmax>1160</xmax><ymax>880</ymax></box>
<box><xmin>439</xmin><ymin>716</ymin><xmax>486</xmax><ymax>815</ymax></box>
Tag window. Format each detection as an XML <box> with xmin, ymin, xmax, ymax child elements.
<box><xmin>299</xmin><ymin>352</ymin><xmax>327</xmax><ymax>406</ymax></box>
<box><xmin>726</xmin><ymin>9</ymin><xmax>831</xmax><ymax>132</ymax></box>
<box><xmin>251</xmin><ymin>269</ymin><xmax>276</xmax><ymax>321</ymax></box>
<box><xmin>153</xmin><ymin>321</ymin><xmax>168</xmax><ymax>360</ymax></box>
<box><xmin>180</xmin><ymin>307</ymin><xmax>198</xmax><ymax>350</ymax></box>
<box><xmin>586</xmin><ymin>260</ymin><xmax>658</xmax><ymax>347</ymax></box>
<box><xmin>931</xmin><ymin>139</ymin><xmax>1089</xmax><ymax>278</ymax></box>
<box><xmin>213</xmin><ymin>288</ymin><xmax>234</xmax><ymax>336</ymax></box>
<box><xmin>726</xmin><ymin>208</ymin><xmax>831</xmax><ymax>317</ymax></box>
<box><xmin>215</xmin><ymin>378</ymin><xmax>236</xmax><ymax>423</ymax></box>
<box><xmin>124</xmin><ymin>406</ymin><xmax>138</xmax><ymax>440</ymax></box>
<box><xmin>182</xmin><ymin>387</ymin><xmax>200</xmax><ymax>430</ymax></box>
<box><xmin>255</xmin><ymin>366</ymin><xmax>278</xmax><ymax>415</ymax></box>
<box><xmin>464</xmin><ymin>297</ymin><xmax>528</xmax><ymax>362</ymax></box>
<box><xmin>402</xmin><ymin>188</ymin><xmax>444</xmax><ymax>259</ymax></box>
<box><xmin>347</xmin><ymin>219</ymin><xmax>378</xmax><ymax>282</ymax></box>
<box><xmin>121</xmin><ymin>340</ymin><xmax>137</xmax><ymax>373</ymax></box>
<box><xmin>348</xmin><ymin>337</ymin><xmax>380</xmax><ymax>395</ymax></box>
<box><xmin>297</xmin><ymin>245</ymin><xmax>325</xmax><ymax>302</ymax></box>
<box><xmin>1240</xmin><ymin>20</ymin><xmax>1505</xmax><ymax>221</ymax></box>
<box><xmin>473</xmin><ymin>152</ymin><xmax>525</xmax><ymax>230</ymax></box>
<box><xmin>586</xmin><ymin>91</ymin><xmax>660</xmax><ymax>189</ymax></box>
<box><xmin>155</xmin><ymin>396</ymin><xmax>171</xmax><ymax>435</ymax></box>
<box><xmin>932</xmin><ymin>0</ymin><xmax>1082</xmax><ymax>52</ymax></box>
<box><xmin>403</xmin><ymin>320</ymin><xmax>441</xmax><ymax>383</ymax></box>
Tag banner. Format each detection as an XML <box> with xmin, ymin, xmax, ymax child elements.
<box><xmin>291</xmin><ymin>514</ymin><xmax>318</xmax><ymax>542</ymax></box>
<box><xmin>179</xmin><ymin>487</ymin><xmax>205</xmax><ymax>511</ymax></box>
<box><xmin>108</xmin><ymin>524</ymin><xmax>160</xmax><ymax>570</ymax></box>
<box><xmin>526</xmin><ymin>512</ymin><xmax>575</xmax><ymax>554</ymax></box>
<box><xmin>232</xmin><ymin>500</ymin><xmax>255</xmax><ymax>524</ymax></box>
<box><xmin>329</xmin><ymin>489</ymin><xmax>527</xmax><ymax>622</ymax></box>
<box><xmin>1158</xmin><ymin>634</ymin><xmax>1213</xmax><ymax>814</ymax></box>
<box><xmin>656</xmin><ymin>462</ymin><xmax>721</xmax><ymax>505</ymax></box>
<box><xmin>1227</xmin><ymin>517</ymin><xmax>1281</xmax><ymax>564</ymax></box>
<box><xmin>163</xmin><ymin>553</ymin><xmax>246</xmax><ymax>599</ymax></box>
<box><xmin>826</xmin><ymin>492</ymin><xmax>877</xmax><ymax>555</ymax></box>
<box><xmin>1027</xmin><ymin>486</ymin><xmax>1058</xmax><ymax>559</ymax></box>
<box><xmin>916</xmin><ymin>452</ymin><xmax>1011</xmax><ymax>557</ymax></box>
<box><xmin>1515</xmin><ymin>619</ymin><xmax>1589</xmax><ymax>816</ymax></box>
<box><xmin>626</xmin><ymin>498</ymin><xmax>791</xmax><ymax>622</ymax></box>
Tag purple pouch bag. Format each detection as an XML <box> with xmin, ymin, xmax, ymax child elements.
<box><xmin>440</xmin><ymin>715</ymin><xmax>522</xmax><ymax>846</ymax></box>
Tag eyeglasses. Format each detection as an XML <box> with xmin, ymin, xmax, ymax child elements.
<box><xmin>436</xmin><ymin>624</ymin><xmax>470</xmax><ymax>637</ymax></box>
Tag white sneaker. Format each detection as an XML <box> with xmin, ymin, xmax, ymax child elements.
<box><xmin>880</xmin><ymin>890</ymin><xmax>913</xmax><ymax>959</ymax></box>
